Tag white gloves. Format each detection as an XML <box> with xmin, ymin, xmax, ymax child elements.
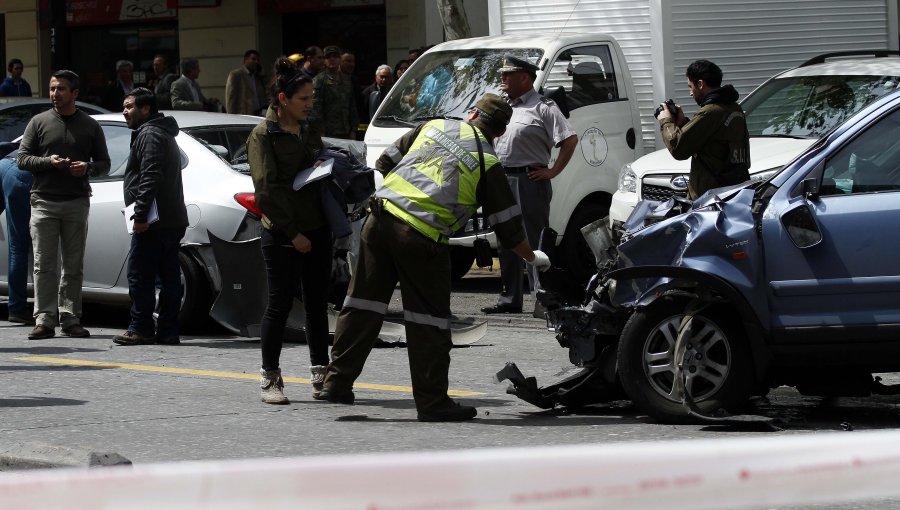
<box><xmin>527</xmin><ymin>250</ymin><xmax>551</xmax><ymax>272</ymax></box>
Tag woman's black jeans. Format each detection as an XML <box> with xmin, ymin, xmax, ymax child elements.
<box><xmin>260</xmin><ymin>226</ymin><xmax>333</xmax><ymax>371</ymax></box>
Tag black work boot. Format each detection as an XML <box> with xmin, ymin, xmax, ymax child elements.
<box><xmin>417</xmin><ymin>400</ymin><xmax>477</xmax><ymax>422</ymax></box>
<box><xmin>316</xmin><ymin>385</ymin><xmax>355</xmax><ymax>404</ymax></box>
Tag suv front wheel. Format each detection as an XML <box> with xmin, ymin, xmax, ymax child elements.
<box><xmin>617</xmin><ymin>298</ymin><xmax>753</xmax><ymax>423</ymax></box>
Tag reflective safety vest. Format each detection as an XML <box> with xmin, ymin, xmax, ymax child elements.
<box><xmin>376</xmin><ymin>119</ymin><xmax>499</xmax><ymax>243</ymax></box>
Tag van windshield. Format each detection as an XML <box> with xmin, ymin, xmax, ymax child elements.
<box><xmin>373</xmin><ymin>48</ymin><xmax>543</xmax><ymax>127</ymax></box>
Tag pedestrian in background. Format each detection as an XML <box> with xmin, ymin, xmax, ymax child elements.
<box><xmin>311</xmin><ymin>45</ymin><xmax>359</xmax><ymax>140</ymax></box>
<box><xmin>171</xmin><ymin>58</ymin><xmax>221</xmax><ymax>112</ymax></box>
<box><xmin>0</xmin><ymin>142</ymin><xmax>34</xmax><ymax>325</ymax></box>
<box><xmin>16</xmin><ymin>70</ymin><xmax>110</xmax><ymax>340</ymax></box>
<box><xmin>483</xmin><ymin>56</ymin><xmax>577</xmax><ymax>318</ymax></box>
<box><xmin>103</xmin><ymin>60</ymin><xmax>136</xmax><ymax>112</ymax></box>
<box><xmin>319</xmin><ymin>93</ymin><xmax>551</xmax><ymax>421</ymax></box>
<box><xmin>148</xmin><ymin>54</ymin><xmax>178</xmax><ymax>110</ymax></box>
<box><xmin>248</xmin><ymin>57</ymin><xmax>333</xmax><ymax>405</ymax></box>
<box><xmin>0</xmin><ymin>59</ymin><xmax>32</xmax><ymax>97</ymax></box>
<box><xmin>299</xmin><ymin>46</ymin><xmax>324</xmax><ymax>81</ymax></box>
<box><xmin>657</xmin><ymin>59</ymin><xmax>750</xmax><ymax>199</ymax></box>
<box><xmin>393</xmin><ymin>59</ymin><xmax>409</xmax><ymax>82</ymax></box>
<box><xmin>112</xmin><ymin>88</ymin><xmax>188</xmax><ymax>347</ymax></box>
<box><xmin>340</xmin><ymin>49</ymin><xmax>365</xmax><ymax>129</ymax></box>
<box><xmin>225</xmin><ymin>49</ymin><xmax>267</xmax><ymax>115</ymax></box>
<box><xmin>361</xmin><ymin>64</ymin><xmax>392</xmax><ymax>122</ymax></box>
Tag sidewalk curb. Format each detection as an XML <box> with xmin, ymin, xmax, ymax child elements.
<box><xmin>0</xmin><ymin>442</ymin><xmax>132</xmax><ymax>471</ymax></box>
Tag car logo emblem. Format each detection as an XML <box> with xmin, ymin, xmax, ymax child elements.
<box><xmin>671</xmin><ymin>175</ymin><xmax>689</xmax><ymax>189</ymax></box>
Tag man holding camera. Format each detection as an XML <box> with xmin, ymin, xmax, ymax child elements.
<box><xmin>17</xmin><ymin>70</ymin><xmax>110</xmax><ymax>339</ymax></box>
<box><xmin>657</xmin><ymin>59</ymin><xmax>750</xmax><ymax>199</ymax></box>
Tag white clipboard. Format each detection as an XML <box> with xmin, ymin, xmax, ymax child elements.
<box><xmin>122</xmin><ymin>200</ymin><xmax>159</xmax><ymax>234</ymax></box>
<box><xmin>292</xmin><ymin>158</ymin><xmax>334</xmax><ymax>191</ymax></box>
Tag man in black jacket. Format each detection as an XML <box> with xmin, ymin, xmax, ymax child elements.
<box><xmin>113</xmin><ymin>88</ymin><xmax>188</xmax><ymax>346</ymax></box>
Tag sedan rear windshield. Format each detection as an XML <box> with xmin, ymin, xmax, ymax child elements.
<box><xmin>743</xmin><ymin>75</ymin><xmax>900</xmax><ymax>138</ymax></box>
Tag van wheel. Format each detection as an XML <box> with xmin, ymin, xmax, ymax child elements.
<box><xmin>617</xmin><ymin>298</ymin><xmax>753</xmax><ymax>423</ymax></box>
<box><xmin>450</xmin><ymin>246</ymin><xmax>476</xmax><ymax>281</ymax></box>
<box><xmin>154</xmin><ymin>252</ymin><xmax>213</xmax><ymax>332</ymax></box>
<box><xmin>558</xmin><ymin>199</ymin><xmax>609</xmax><ymax>284</ymax></box>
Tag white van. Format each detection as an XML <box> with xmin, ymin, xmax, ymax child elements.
<box><xmin>364</xmin><ymin>33</ymin><xmax>644</xmax><ymax>281</ymax></box>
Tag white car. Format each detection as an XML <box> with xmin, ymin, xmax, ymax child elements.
<box><xmin>0</xmin><ymin>111</ymin><xmax>366</xmax><ymax>334</ymax></box>
<box><xmin>610</xmin><ymin>51</ymin><xmax>900</xmax><ymax>233</ymax></box>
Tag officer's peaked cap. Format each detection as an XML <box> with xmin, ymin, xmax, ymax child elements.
<box><xmin>500</xmin><ymin>55</ymin><xmax>539</xmax><ymax>74</ymax></box>
<box><xmin>474</xmin><ymin>93</ymin><xmax>513</xmax><ymax>126</ymax></box>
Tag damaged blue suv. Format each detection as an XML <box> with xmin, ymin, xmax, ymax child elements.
<box><xmin>498</xmin><ymin>89</ymin><xmax>900</xmax><ymax>423</ymax></box>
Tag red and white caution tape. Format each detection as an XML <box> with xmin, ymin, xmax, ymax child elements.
<box><xmin>3</xmin><ymin>430</ymin><xmax>900</xmax><ymax>509</ymax></box>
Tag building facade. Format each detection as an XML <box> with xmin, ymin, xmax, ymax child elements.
<box><xmin>0</xmin><ymin>0</ymin><xmax>490</xmax><ymax>105</ymax></box>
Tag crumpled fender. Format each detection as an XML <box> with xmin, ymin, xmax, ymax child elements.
<box><xmin>616</xmin><ymin>188</ymin><xmax>769</xmax><ymax>325</ymax></box>
<box><xmin>606</xmin><ymin>264</ymin><xmax>770</xmax><ymax>382</ymax></box>
<box><xmin>611</xmin><ymin>188</ymin><xmax>773</xmax><ymax>381</ymax></box>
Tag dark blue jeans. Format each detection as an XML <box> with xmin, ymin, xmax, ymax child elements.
<box><xmin>126</xmin><ymin>226</ymin><xmax>186</xmax><ymax>338</ymax></box>
<box><xmin>260</xmin><ymin>226</ymin><xmax>333</xmax><ymax>371</ymax></box>
<box><xmin>0</xmin><ymin>158</ymin><xmax>33</xmax><ymax>317</ymax></box>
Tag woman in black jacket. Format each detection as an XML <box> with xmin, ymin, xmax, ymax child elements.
<box><xmin>247</xmin><ymin>57</ymin><xmax>332</xmax><ymax>405</ymax></box>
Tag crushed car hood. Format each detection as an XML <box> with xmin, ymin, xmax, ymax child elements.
<box><xmin>615</xmin><ymin>188</ymin><xmax>764</xmax><ymax>309</ymax></box>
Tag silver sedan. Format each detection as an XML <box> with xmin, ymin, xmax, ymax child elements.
<box><xmin>0</xmin><ymin>111</ymin><xmax>365</xmax><ymax>334</ymax></box>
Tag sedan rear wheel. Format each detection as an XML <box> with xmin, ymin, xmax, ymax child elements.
<box><xmin>617</xmin><ymin>298</ymin><xmax>753</xmax><ymax>423</ymax></box>
<box><xmin>154</xmin><ymin>251</ymin><xmax>213</xmax><ymax>332</ymax></box>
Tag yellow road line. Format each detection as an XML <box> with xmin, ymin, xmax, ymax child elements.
<box><xmin>15</xmin><ymin>356</ymin><xmax>482</xmax><ymax>397</ymax></box>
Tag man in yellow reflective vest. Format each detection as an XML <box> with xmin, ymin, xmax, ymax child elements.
<box><xmin>319</xmin><ymin>93</ymin><xmax>551</xmax><ymax>421</ymax></box>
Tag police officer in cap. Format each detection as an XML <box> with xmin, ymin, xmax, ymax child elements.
<box><xmin>483</xmin><ymin>55</ymin><xmax>577</xmax><ymax>317</ymax></box>
<box><xmin>319</xmin><ymin>93</ymin><xmax>551</xmax><ymax>422</ymax></box>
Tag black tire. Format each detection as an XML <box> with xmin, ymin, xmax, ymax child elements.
<box><xmin>155</xmin><ymin>252</ymin><xmax>213</xmax><ymax>332</ymax></box>
<box><xmin>617</xmin><ymin>298</ymin><xmax>753</xmax><ymax>423</ymax></box>
<box><xmin>450</xmin><ymin>246</ymin><xmax>476</xmax><ymax>281</ymax></box>
<box><xmin>558</xmin><ymin>197</ymin><xmax>610</xmax><ymax>285</ymax></box>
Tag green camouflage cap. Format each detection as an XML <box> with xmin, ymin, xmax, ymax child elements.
<box><xmin>323</xmin><ymin>45</ymin><xmax>342</xmax><ymax>57</ymax></box>
<box><xmin>474</xmin><ymin>93</ymin><xmax>513</xmax><ymax>126</ymax></box>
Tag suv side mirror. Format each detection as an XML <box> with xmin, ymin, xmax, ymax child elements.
<box><xmin>802</xmin><ymin>177</ymin><xmax>820</xmax><ymax>200</ymax></box>
<box><xmin>781</xmin><ymin>203</ymin><xmax>822</xmax><ymax>249</ymax></box>
<box><xmin>543</xmin><ymin>86</ymin><xmax>571</xmax><ymax>118</ymax></box>
<box><xmin>209</xmin><ymin>144</ymin><xmax>229</xmax><ymax>159</ymax></box>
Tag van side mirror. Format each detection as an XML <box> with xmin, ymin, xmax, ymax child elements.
<box><xmin>543</xmin><ymin>86</ymin><xmax>570</xmax><ymax>118</ymax></box>
<box><xmin>781</xmin><ymin>203</ymin><xmax>822</xmax><ymax>249</ymax></box>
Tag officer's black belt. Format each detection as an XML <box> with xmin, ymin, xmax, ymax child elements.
<box><xmin>505</xmin><ymin>166</ymin><xmax>533</xmax><ymax>174</ymax></box>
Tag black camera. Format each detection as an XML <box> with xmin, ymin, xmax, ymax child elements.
<box><xmin>654</xmin><ymin>99</ymin><xmax>677</xmax><ymax>118</ymax></box>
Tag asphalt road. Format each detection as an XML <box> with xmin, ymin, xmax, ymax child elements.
<box><xmin>3</xmin><ymin>268</ymin><xmax>900</xmax><ymax>509</ymax></box>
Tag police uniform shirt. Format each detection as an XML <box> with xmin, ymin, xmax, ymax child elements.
<box><xmin>494</xmin><ymin>88</ymin><xmax>576</xmax><ymax>167</ymax></box>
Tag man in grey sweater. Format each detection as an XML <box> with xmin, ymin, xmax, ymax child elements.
<box><xmin>16</xmin><ymin>69</ymin><xmax>110</xmax><ymax>340</ymax></box>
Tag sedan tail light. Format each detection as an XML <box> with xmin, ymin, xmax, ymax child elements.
<box><xmin>233</xmin><ymin>192</ymin><xmax>262</xmax><ymax>218</ymax></box>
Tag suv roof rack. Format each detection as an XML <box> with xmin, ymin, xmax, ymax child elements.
<box><xmin>800</xmin><ymin>50</ymin><xmax>900</xmax><ymax>68</ymax></box>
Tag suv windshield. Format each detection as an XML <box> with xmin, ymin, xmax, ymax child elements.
<box><xmin>743</xmin><ymin>74</ymin><xmax>900</xmax><ymax>138</ymax></box>
<box><xmin>373</xmin><ymin>48</ymin><xmax>543</xmax><ymax>127</ymax></box>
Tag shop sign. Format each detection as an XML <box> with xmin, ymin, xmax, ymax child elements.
<box><xmin>258</xmin><ymin>0</ymin><xmax>384</xmax><ymax>13</ymax></box>
<box><xmin>65</xmin><ymin>0</ymin><xmax>176</xmax><ymax>26</ymax></box>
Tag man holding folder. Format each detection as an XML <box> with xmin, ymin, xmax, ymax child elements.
<box><xmin>113</xmin><ymin>88</ymin><xmax>188</xmax><ymax>346</ymax></box>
